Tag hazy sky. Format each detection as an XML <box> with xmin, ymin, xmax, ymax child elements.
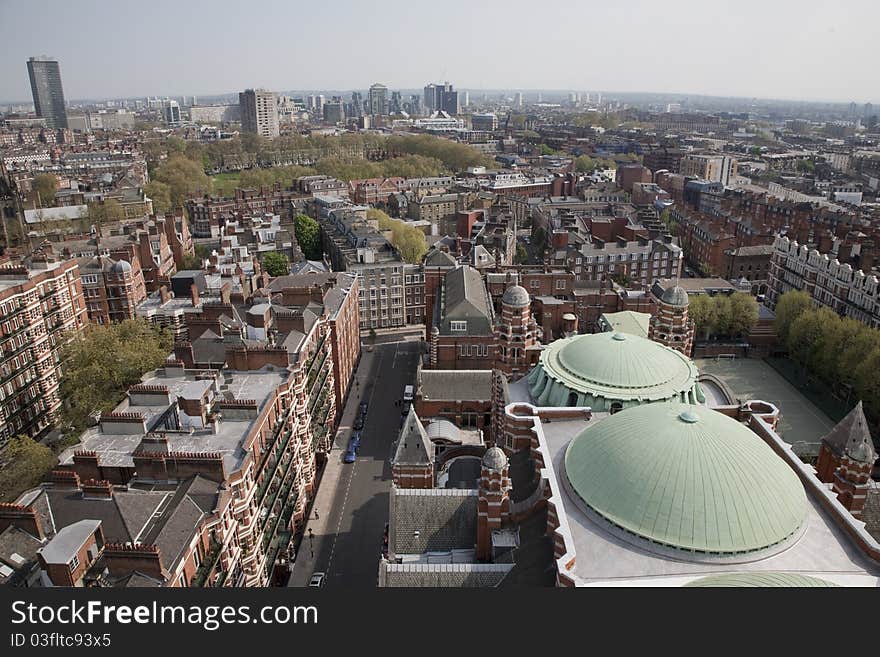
<box><xmin>1</xmin><ymin>0</ymin><xmax>877</xmax><ymax>104</ymax></box>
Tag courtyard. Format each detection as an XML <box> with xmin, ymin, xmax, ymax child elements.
<box><xmin>695</xmin><ymin>357</ymin><xmax>837</xmax><ymax>457</ymax></box>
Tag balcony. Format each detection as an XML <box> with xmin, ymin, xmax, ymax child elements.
<box><xmin>255</xmin><ymin>428</ymin><xmax>293</xmax><ymax>506</ymax></box>
<box><xmin>190</xmin><ymin>536</ymin><xmax>223</xmax><ymax>587</ymax></box>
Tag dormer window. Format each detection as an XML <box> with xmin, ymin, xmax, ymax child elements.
<box><xmin>451</xmin><ymin>321</ymin><xmax>467</xmax><ymax>332</ymax></box>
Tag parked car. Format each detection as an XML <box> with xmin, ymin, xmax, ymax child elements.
<box><xmin>308</xmin><ymin>572</ymin><xmax>325</xmax><ymax>587</ymax></box>
<box><xmin>350</xmin><ymin>431</ymin><xmax>361</xmax><ymax>450</ymax></box>
<box><xmin>359</xmin><ymin>401</ymin><xmax>369</xmax><ymax>415</ymax></box>
<box><xmin>343</xmin><ymin>448</ymin><xmax>356</xmax><ymax>463</ymax></box>
<box><xmin>353</xmin><ymin>416</ymin><xmax>364</xmax><ymax>431</ymax></box>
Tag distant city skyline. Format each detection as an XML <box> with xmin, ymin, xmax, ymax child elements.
<box><xmin>1</xmin><ymin>0</ymin><xmax>878</xmax><ymax>105</ymax></box>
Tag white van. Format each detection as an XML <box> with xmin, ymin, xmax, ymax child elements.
<box><xmin>402</xmin><ymin>385</ymin><xmax>414</xmax><ymax>411</ymax></box>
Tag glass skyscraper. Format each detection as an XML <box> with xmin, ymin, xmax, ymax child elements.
<box><xmin>27</xmin><ymin>57</ymin><xmax>68</xmax><ymax>129</ymax></box>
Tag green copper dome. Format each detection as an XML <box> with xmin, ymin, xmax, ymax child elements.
<box><xmin>527</xmin><ymin>331</ymin><xmax>703</xmax><ymax>411</ymax></box>
<box><xmin>563</xmin><ymin>403</ymin><xmax>808</xmax><ymax>558</ymax></box>
<box><xmin>684</xmin><ymin>573</ymin><xmax>838</xmax><ymax>587</ymax></box>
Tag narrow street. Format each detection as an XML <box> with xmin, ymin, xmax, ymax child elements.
<box><xmin>288</xmin><ymin>339</ymin><xmax>422</xmax><ymax>587</ymax></box>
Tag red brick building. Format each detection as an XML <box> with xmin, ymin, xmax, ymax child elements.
<box><xmin>0</xmin><ymin>246</ymin><xmax>86</xmax><ymax>441</ymax></box>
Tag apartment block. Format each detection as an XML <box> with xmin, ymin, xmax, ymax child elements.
<box><xmin>0</xmin><ymin>244</ymin><xmax>86</xmax><ymax>442</ymax></box>
<box><xmin>239</xmin><ymin>89</ymin><xmax>280</xmax><ymax>139</ymax></box>
<box><xmin>679</xmin><ymin>154</ymin><xmax>738</xmax><ymax>186</ymax></box>
<box><xmin>78</xmin><ymin>253</ymin><xmax>147</xmax><ymax>325</ymax></box>
<box><xmin>317</xmin><ymin>200</ymin><xmax>423</xmax><ymax>331</ymax></box>
<box><xmin>767</xmin><ymin>235</ymin><xmax>879</xmax><ymax>329</ymax></box>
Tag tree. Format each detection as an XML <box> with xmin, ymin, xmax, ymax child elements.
<box><xmin>386</xmin><ymin>134</ymin><xmax>494</xmax><ymax>171</ymax></box>
<box><xmin>294</xmin><ymin>214</ymin><xmax>322</xmax><ymax>261</ymax></box>
<box><xmin>514</xmin><ymin>244</ymin><xmax>529</xmax><ymax>265</ymax></box>
<box><xmin>87</xmin><ymin>199</ymin><xmax>126</xmax><ymax>225</ymax></box>
<box><xmin>394</xmin><ymin>225</ymin><xmax>428</xmax><ymax>264</ymax></box>
<box><xmin>787</xmin><ymin>309</ymin><xmax>827</xmax><ymax>375</ymax></box>
<box><xmin>774</xmin><ymin>290</ymin><xmax>812</xmax><ymax>345</ymax></box>
<box><xmin>538</xmin><ymin>144</ymin><xmax>557</xmax><ymax>156</ymax></box>
<box><xmin>688</xmin><ymin>295</ymin><xmax>717</xmax><ymax>340</ymax></box>
<box><xmin>179</xmin><ymin>253</ymin><xmax>203</xmax><ymax>270</ymax></box>
<box><xmin>33</xmin><ymin>173</ymin><xmax>58</xmax><ymax>207</ymax></box>
<box><xmin>262</xmin><ymin>251</ymin><xmax>290</xmax><ymax>277</ymax></box>
<box><xmin>0</xmin><ymin>435</ymin><xmax>57</xmax><ymax>502</ymax></box>
<box><xmin>712</xmin><ymin>295</ymin><xmax>734</xmax><ymax>337</ymax></box>
<box><xmin>58</xmin><ymin>319</ymin><xmax>173</xmax><ymax>434</ymax></box>
<box><xmin>727</xmin><ymin>292</ymin><xmax>759</xmax><ymax>338</ymax></box>
<box><xmin>151</xmin><ymin>154</ymin><xmax>212</xmax><ymax>208</ymax></box>
<box><xmin>854</xmin><ymin>347</ymin><xmax>880</xmax><ymax>419</ymax></box>
<box><xmin>366</xmin><ymin>209</ymin><xmax>427</xmax><ymax>264</ymax></box>
<box><xmin>837</xmin><ymin>323</ymin><xmax>880</xmax><ymax>387</ymax></box>
<box><xmin>532</xmin><ymin>226</ymin><xmax>547</xmax><ymax>251</ymax></box>
<box><xmin>144</xmin><ymin>180</ymin><xmax>171</xmax><ymax>215</ymax></box>
<box><xmin>796</xmin><ymin>159</ymin><xmax>815</xmax><ymax>173</ymax></box>
<box><xmin>574</xmin><ymin>155</ymin><xmax>597</xmax><ymax>173</ymax></box>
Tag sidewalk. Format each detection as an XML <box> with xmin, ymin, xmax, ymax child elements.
<box><xmin>287</xmin><ymin>347</ymin><xmax>377</xmax><ymax>586</ymax></box>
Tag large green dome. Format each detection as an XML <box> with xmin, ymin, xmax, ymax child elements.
<box><xmin>563</xmin><ymin>403</ymin><xmax>808</xmax><ymax>559</ymax></box>
<box><xmin>527</xmin><ymin>331</ymin><xmax>702</xmax><ymax>411</ymax></box>
<box><xmin>684</xmin><ymin>573</ymin><xmax>838</xmax><ymax>587</ymax></box>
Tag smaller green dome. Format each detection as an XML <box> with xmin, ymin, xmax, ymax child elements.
<box><xmin>527</xmin><ymin>331</ymin><xmax>701</xmax><ymax>411</ymax></box>
<box><xmin>684</xmin><ymin>573</ymin><xmax>838</xmax><ymax>587</ymax></box>
<box><xmin>563</xmin><ymin>403</ymin><xmax>808</xmax><ymax>558</ymax></box>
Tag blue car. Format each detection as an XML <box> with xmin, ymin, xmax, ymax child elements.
<box><xmin>343</xmin><ymin>448</ymin><xmax>356</xmax><ymax>463</ymax></box>
<box><xmin>350</xmin><ymin>431</ymin><xmax>362</xmax><ymax>450</ymax></box>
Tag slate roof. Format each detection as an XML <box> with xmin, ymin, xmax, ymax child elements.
<box><xmin>28</xmin><ymin>475</ymin><xmax>221</xmax><ymax>574</ymax></box>
<box><xmin>436</xmin><ymin>266</ymin><xmax>493</xmax><ymax>336</ymax></box>
<box><xmin>381</xmin><ymin>563</ymin><xmax>512</xmax><ymax>587</ymax></box>
<box><xmin>389</xmin><ymin>488</ymin><xmax>478</xmax><ymax>554</ymax></box>
<box><xmin>394</xmin><ymin>408</ymin><xmax>434</xmax><ymax>466</ymax></box>
<box><xmin>0</xmin><ymin>526</ymin><xmax>42</xmax><ymax>585</ymax></box>
<box><xmin>424</xmin><ymin>248</ymin><xmax>457</xmax><ymax>267</ymax></box>
<box><xmin>419</xmin><ymin>370</ymin><xmax>493</xmax><ymax>401</ymax></box>
<box><xmin>39</xmin><ymin>520</ymin><xmax>101</xmax><ymax>565</ymax></box>
<box><xmin>820</xmin><ymin>401</ymin><xmax>877</xmax><ymax>464</ymax></box>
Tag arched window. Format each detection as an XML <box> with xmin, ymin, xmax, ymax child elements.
<box><xmin>610</xmin><ymin>402</ymin><xmax>623</xmax><ymax>415</ymax></box>
<box><xmin>567</xmin><ymin>391</ymin><xmax>579</xmax><ymax>407</ymax></box>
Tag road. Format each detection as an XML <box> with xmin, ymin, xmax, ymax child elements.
<box><xmin>288</xmin><ymin>339</ymin><xmax>422</xmax><ymax>587</ymax></box>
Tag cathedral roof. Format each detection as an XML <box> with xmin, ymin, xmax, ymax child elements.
<box><xmin>394</xmin><ymin>407</ymin><xmax>434</xmax><ymax>466</ymax></box>
<box><xmin>683</xmin><ymin>573</ymin><xmax>837</xmax><ymax>587</ymax></box>
<box><xmin>821</xmin><ymin>401</ymin><xmax>877</xmax><ymax>465</ymax></box>
<box><xmin>527</xmin><ymin>331</ymin><xmax>700</xmax><ymax>409</ymax></box>
<box><xmin>563</xmin><ymin>403</ymin><xmax>808</xmax><ymax>557</ymax></box>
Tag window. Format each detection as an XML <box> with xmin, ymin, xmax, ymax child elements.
<box><xmin>555</xmin><ymin>280</ymin><xmax>566</xmax><ymax>290</ymax></box>
<box><xmin>69</xmin><ymin>554</ymin><xmax>80</xmax><ymax>572</ymax></box>
<box><xmin>529</xmin><ymin>280</ymin><xmax>540</xmax><ymax>289</ymax></box>
<box><xmin>450</xmin><ymin>320</ymin><xmax>467</xmax><ymax>332</ymax></box>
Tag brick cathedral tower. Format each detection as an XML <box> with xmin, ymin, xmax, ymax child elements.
<box><xmin>815</xmin><ymin>401</ymin><xmax>877</xmax><ymax>518</ymax></box>
<box><xmin>495</xmin><ymin>284</ymin><xmax>541</xmax><ymax>378</ymax></box>
<box><xmin>476</xmin><ymin>446</ymin><xmax>511</xmax><ymax>561</ymax></box>
<box><xmin>649</xmin><ymin>284</ymin><xmax>695</xmax><ymax>356</ymax></box>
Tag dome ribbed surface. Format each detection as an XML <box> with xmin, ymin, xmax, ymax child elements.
<box><xmin>501</xmin><ymin>284</ymin><xmax>530</xmax><ymax>308</ymax></box>
<box><xmin>528</xmin><ymin>332</ymin><xmax>700</xmax><ymax>409</ymax></box>
<box><xmin>660</xmin><ymin>285</ymin><xmax>689</xmax><ymax>307</ymax></box>
<box><xmin>482</xmin><ymin>446</ymin><xmax>508</xmax><ymax>471</ymax></box>
<box><xmin>563</xmin><ymin>403</ymin><xmax>807</xmax><ymax>556</ymax></box>
<box><xmin>684</xmin><ymin>573</ymin><xmax>837</xmax><ymax>587</ymax></box>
